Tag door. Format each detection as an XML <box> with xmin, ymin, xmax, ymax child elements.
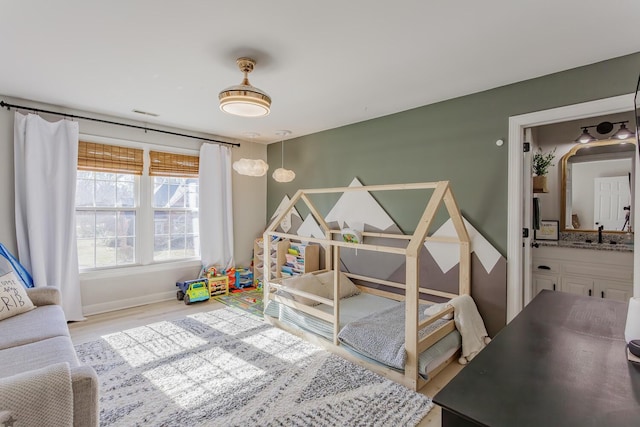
<box><xmin>507</xmin><ymin>93</ymin><xmax>637</xmax><ymax>323</ymax></box>
<box><xmin>593</xmin><ymin>176</ymin><xmax>631</xmax><ymax>230</ymax></box>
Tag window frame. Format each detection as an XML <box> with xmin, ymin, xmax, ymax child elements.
<box><xmin>150</xmin><ymin>176</ymin><xmax>200</xmax><ymax>262</ymax></box>
<box><xmin>75</xmin><ymin>173</ymin><xmax>140</xmax><ymax>270</ymax></box>
<box><xmin>77</xmin><ymin>134</ymin><xmax>201</xmax><ymax>275</ymax></box>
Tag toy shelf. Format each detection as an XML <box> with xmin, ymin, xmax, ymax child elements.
<box><xmin>208</xmin><ymin>275</ymin><xmax>229</xmax><ymax>297</ymax></box>
<box><xmin>254</xmin><ymin>237</ymin><xmax>320</xmax><ymax>282</ymax></box>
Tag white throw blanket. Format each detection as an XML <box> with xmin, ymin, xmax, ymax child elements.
<box><xmin>424</xmin><ymin>294</ymin><xmax>490</xmax><ymax>364</ymax></box>
<box><xmin>0</xmin><ymin>362</ymin><xmax>73</xmax><ymax>427</ymax></box>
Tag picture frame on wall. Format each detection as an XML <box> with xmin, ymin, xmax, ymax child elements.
<box><xmin>535</xmin><ymin>220</ymin><xmax>559</xmax><ymax>241</ymax></box>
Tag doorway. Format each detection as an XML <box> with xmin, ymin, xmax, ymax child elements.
<box><xmin>506</xmin><ymin>93</ymin><xmax>638</xmax><ymax>322</ymax></box>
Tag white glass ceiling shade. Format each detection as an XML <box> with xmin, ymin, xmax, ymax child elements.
<box><xmin>575</xmin><ymin>127</ymin><xmax>596</xmax><ymax>144</ymax></box>
<box><xmin>612</xmin><ymin>122</ymin><xmax>633</xmax><ymax>140</ymax></box>
<box><xmin>219</xmin><ymin>57</ymin><xmax>271</xmax><ymax>117</ymax></box>
<box><xmin>232</xmin><ymin>158</ymin><xmax>269</xmax><ymax>176</ymax></box>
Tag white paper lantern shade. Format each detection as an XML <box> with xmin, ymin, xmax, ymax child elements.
<box><xmin>272</xmin><ymin>167</ymin><xmax>295</xmax><ymax>182</ymax></box>
<box><xmin>232</xmin><ymin>158</ymin><xmax>269</xmax><ymax>177</ymax></box>
<box><xmin>273</xmin><ymin>130</ymin><xmax>295</xmax><ymax>183</ymax></box>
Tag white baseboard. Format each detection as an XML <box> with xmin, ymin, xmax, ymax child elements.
<box><xmin>82</xmin><ymin>290</ymin><xmax>176</xmax><ymax>316</ymax></box>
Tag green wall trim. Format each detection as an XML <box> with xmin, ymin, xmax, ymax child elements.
<box><xmin>267</xmin><ymin>52</ymin><xmax>640</xmax><ymax>255</ymax></box>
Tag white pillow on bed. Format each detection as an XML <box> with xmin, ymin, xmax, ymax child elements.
<box><xmin>314</xmin><ymin>271</ymin><xmax>360</xmax><ymax>299</ymax></box>
<box><xmin>281</xmin><ymin>271</ymin><xmax>361</xmax><ymax>306</ymax></box>
<box><xmin>281</xmin><ymin>274</ymin><xmax>330</xmax><ymax>306</ymax></box>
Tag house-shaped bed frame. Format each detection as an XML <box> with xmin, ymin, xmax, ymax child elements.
<box><xmin>263</xmin><ymin>181</ymin><xmax>470</xmax><ymax>391</ymax></box>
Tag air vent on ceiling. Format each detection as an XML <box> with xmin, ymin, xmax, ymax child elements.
<box><xmin>132</xmin><ymin>109</ymin><xmax>159</xmax><ymax>117</ymax></box>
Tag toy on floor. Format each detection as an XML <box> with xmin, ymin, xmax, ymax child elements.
<box><xmin>234</xmin><ymin>267</ymin><xmax>253</xmax><ymax>289</ymax></box>
<box><xmin>176</xmin><ymin>279</ymin><xmax>210</xmax><ymax>305</ymax></box>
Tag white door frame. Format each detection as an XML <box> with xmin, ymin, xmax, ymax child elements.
<box><xmin>506</xmin><ymin>93</ymin><xmax>637</xmax><ymax>322</ymax></box>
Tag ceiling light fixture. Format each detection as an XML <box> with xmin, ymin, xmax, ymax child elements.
<box><xmin>611</xmin><ymin>121</ymin><xmax>634</xmax><ymax>140</ymax></box>
<box><xmin>575</xmin><ymin>127</ymin><xmax>597</xmax><ymax>144</ymax></box>
<box><xmin>232</xmin><ymin>132</ymin><xmax>269</xmax><ymax>177</ymax></box>
<box><xmin>233</xmin><ymin>158</ymin><xmax>269</xmax><ymax>176</ymax></box>
<box><xmin>272</xmin><ymin>130</ymin><xmax>295</xmax><ymax>183</ymax></box>
<box><xmin>219</xmin><ymin>57</ymin><xmax>271</xmax><ymax>117</ymax></box>
<box><xmin>574</xmin><ymin>120</ymin><xmax>635</xmax><ymax>144</ymax></box>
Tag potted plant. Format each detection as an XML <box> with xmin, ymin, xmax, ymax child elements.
<box><xmin>532</xmin><ymin>147</ymin><xmax>556</xmax><ymax>193</ymax></box>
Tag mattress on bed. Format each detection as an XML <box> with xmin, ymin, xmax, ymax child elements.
<box><xmin>264</xmin><ymin>292</ymin><xmax>461</xmax><ymax>379</ymax></box>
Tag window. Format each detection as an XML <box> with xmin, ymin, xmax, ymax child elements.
<box><xmin>76</xmin><ymin>171</ymin><xmax>137</xmax><ymax>269</ymax></box>
<box><xmin>149</xmin><ymin>151</ymin><xmax>200</xmax><ymax>262</ymax></box>
<box><xmin>76</xmin><ymin>142</ymin><xmax>199</xmax><ymax>270</ymax></box>
<box><xmin>152</xmin><ymin>177</ymin><xmax>199</xmax><ymax>260</ymax></box>
<box><xmin>76</xmin><ymin>142</ymin><xmax>142</xmax><ymax>269</ymax></box>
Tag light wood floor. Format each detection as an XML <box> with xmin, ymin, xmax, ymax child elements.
<box><xmin>69</xmin><ymin>299</ymin><xmax>464</xmax><ymax>427</ymax></box>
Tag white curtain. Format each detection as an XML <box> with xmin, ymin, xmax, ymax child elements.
<box><xmin>199</xmin><ymin>143</ymin><xmax>234</xmax><ymax>270</ymax></box>
<box><xmin>14</xmin><ymin>113</ymin><xmax>84</xmax><ymax>321</ymax></box>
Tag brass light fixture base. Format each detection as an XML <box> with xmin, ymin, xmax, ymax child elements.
<box><xmin>236</xmin><ymin>57</ymin><xmax>255</xmax><ymax>75</ymax></box>
<box><xmin>219</xmin><ymin>57</ymin><xmax>271</xmax><ymax>117</ymax></box>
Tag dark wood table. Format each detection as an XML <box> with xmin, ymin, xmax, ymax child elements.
<box><xmin>433</xmin><ymin>290</ymin><xmax>640</xmax><ymax>427</ymax></box>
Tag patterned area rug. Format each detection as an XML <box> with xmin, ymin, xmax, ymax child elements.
<box><xmin>214</xmin><ymin>289</ymin><xmax>263</xmax><ymax>317</ymax></box>
<box><xmin>75</xmin><ymin>307</ymin><xmax>433</xmax><ymax>426</ymax></box>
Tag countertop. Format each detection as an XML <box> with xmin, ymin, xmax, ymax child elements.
<box><xmin>535</xmin><ymin>239</ymin><xmax>634</xmax><ymax>252</ymax></box>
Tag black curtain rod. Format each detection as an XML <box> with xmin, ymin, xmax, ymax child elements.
<box><xmin>0</xmin><ymin>100</ymin><xmax>240</xmax><ymax>147</ymax></box>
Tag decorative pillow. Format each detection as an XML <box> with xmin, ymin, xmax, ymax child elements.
<box><xmin>282</xmin><ymin>273</ymin><xmax>330</xmax><ymax>306</ymax></box>
<box><xmin>315</xmin><ymin>271</ymin><xmax>361</xmax><ymax>299</ymax></box>
<box><xmin>0</xmin><ymin>271</ymin><xmax>35</xmax><ymax>320</ymax></box>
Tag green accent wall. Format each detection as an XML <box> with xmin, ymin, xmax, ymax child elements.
<box><xmin>267</xmin><ymin>53</ymin><xmax>640</xmax><ymax>255</ymax></box>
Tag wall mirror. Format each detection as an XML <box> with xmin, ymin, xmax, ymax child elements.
<box><xmin>561</xmin><ymin>138</ymin><xmax>636</xmax><ymax>232</ymax></box>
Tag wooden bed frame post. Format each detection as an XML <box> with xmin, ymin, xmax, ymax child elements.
<box><xmin>443</xmin><ymin>186</ymin><xmax>471</xmax><ymax>295</ymax></box>
<box><xmin>333</xmin><ymin>246</ymin><xmax>341</xmax><ymax>345</ymax></box>
<box><xmin>405</xmin><ymin>253</ymin><xmax>419</xmax><ymax>389</ymax></box>
<box><xmin>263</xmin><ymin>231</ymin><xmax>272</xmax><ymax>305</ymax></box>
<box><xmin>405</xmin><ymin>181</ymin><xmax>448</xmax><ymax>389</ymax></box>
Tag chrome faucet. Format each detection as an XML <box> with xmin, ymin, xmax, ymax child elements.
<box><xmin>598</xmin><ymin>225</ymin><xmax>604</xmax><ymax>244</ymax></box>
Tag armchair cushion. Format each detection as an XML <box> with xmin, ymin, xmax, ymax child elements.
<box><xmin>0</xmin><ymin>305</ymin><xmax>69</xmax><ymax>350</ymax></box>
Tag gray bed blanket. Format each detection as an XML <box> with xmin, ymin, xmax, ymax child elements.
<box><xmin>337</xmin><ymin>302</ymin><xmax>447</xmax><ymax>369</ymax></box>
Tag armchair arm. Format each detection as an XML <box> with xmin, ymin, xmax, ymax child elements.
<box><xmin>70</xmin><ymin>366</ymin><xmax>99</xmax><ymax>427</ymax></box>
<box><xmin>0</xmin><ymin>362</ymin><xmax>73</xmax><ymax>426</ymax></box>
<box><xmin>25</xmin><ymin>287</ymin><xmax>61</xmax><ymax>306</ymax></box>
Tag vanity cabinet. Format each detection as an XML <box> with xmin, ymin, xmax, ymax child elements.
<box><xmin>532</xmin><ymin>246</ymin><xmax>633</xmax><ymax>302</ymax></box>
<box><xmin>532</xmin><ymin>259</ymin><xmax>560</xmax><ymax>295</ymax></box>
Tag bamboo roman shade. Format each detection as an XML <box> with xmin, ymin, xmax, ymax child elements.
<box><xmin>78</xmin><ymin>141</ymin><xmax>144</xmax><ymax>175</ymax></box>
<box><xmin>149</xmin><ymin>151</ymin><xmax>199</xmax><ymax>178</ymax></box>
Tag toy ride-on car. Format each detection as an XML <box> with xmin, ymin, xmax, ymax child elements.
<box><xmin>176</xmin><ymin>279</ymin><xmax>210</xmax><ymax>305</ymax></box>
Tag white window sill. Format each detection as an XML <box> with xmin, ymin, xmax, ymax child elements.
<box><xmin>79</xmin><ymin>259</ymin><xmax>202</xmax><ymax>280</ymax></box>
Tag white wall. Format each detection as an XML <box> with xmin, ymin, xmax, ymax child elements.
<box><xmin>0</xmin><ymin>95</ymin><xmax>267</xmax><ymax>315</ymax></box>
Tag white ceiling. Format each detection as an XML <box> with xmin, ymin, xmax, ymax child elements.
<box><xmin>1</xmin><ymin>1</ymin><xmax>639</xmax><ymax>144</ymax></box>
